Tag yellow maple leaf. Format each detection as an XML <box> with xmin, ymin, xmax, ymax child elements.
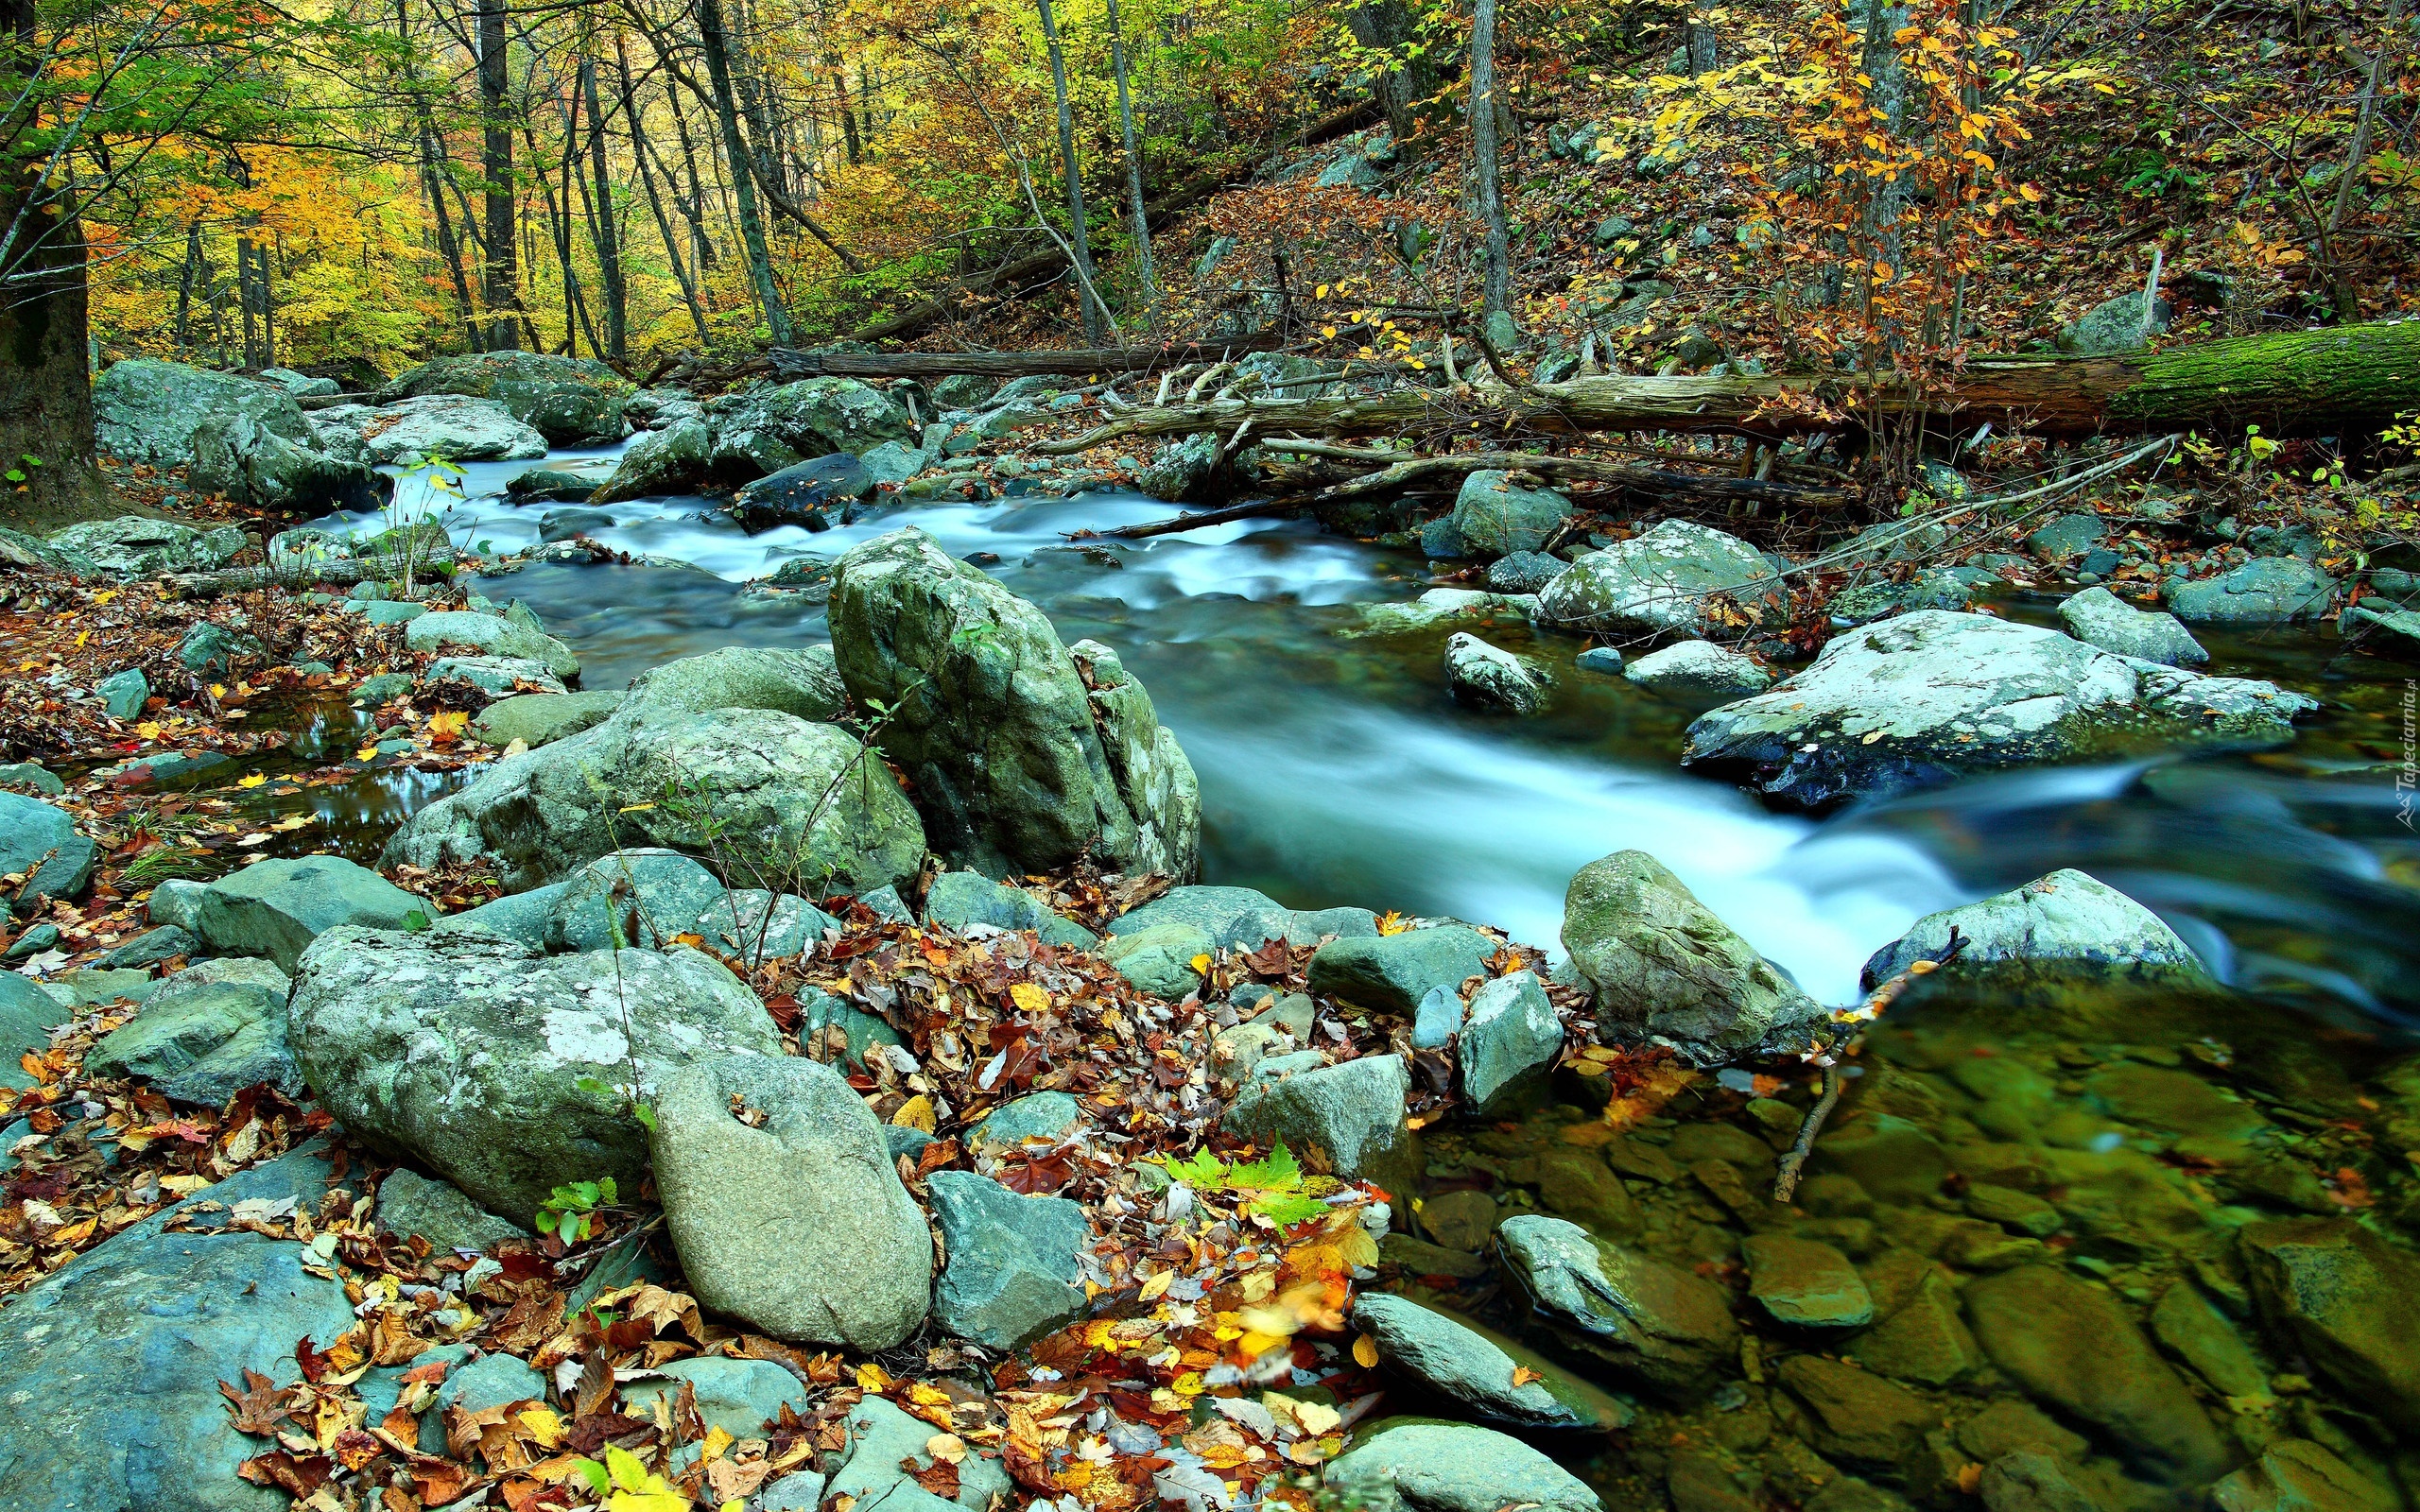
<box><xmin>1009</xmin><ymin>982</ymin><xmax>1050</xmax><ymax>1015</ymax></box>
<box><xmin>236</xmin><ymin>774</ymin><xmax>267</xmax><ymax>788</ymax></box>
<box><xmin>890</xmin><ymin>1095</ymin><xmax>936</xmax><ymax>1132</ymax></box>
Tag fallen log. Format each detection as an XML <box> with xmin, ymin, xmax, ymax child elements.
<box><xmin>1080</xmin><ymin>451</ymin><xmax>1854</xmax><ymax>540</ymax></box>
<box><xmin>765</xmin><ymin>337</ymin><xmax>1295</xmax><ymax>382</ymax></box>
<box><xmin>1034</xmin><ymin>319</ymin><xmax>2420</xmax><ymax>448</ymax></box>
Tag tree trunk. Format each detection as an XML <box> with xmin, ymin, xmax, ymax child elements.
<box><xmin>1470</xmin><ymin>0</ymin><xmax>1510</xmax><ymax>323</ymax></box>
<box><xmin>477</xmin><ymin>0</ymin><xmax>520</xmax><ymax>350</ymax></box>
<box><xmin>581</xmin><ymin>57</ymin><xmax>627</xmax><ymax>359</ymax></box>
<box><xmin>1104</xmin><ymin>0</ymin><xmax>1159</xmax><ymax>321</ymax></box>
<box><xmin>1037</xmin><ymin>0</ymin><xmax>1109</xmax><ymax>343</ymax></box>
<box><xmin>1028</xmin><ymin>321</ymin><xmax>2420</xmax><ymax>452</ymax></box>
<box><xmin>0</xmin><ymin>176</ymin><xmax>101</xmax><ymax>517</ymax></box>
<box><xmin>621</xmin><ymin>42</ymin><xmax>711</xmax><ymax>345</ymax></box>
<box><xmin>173</xmin><ymin>218</ymin><xmax>202</xmax><ymax>354</ymax></box>
<box><xmin>1687</xmin><ymin>6</ymin><xmax>1719</xmax><ymax>74</ymax></box>
<box><xmin>697</xmin><ymin>0</ymin><xmax>793</xmax><ymax>343</ymax></box>
<box><xmin>1344</xmin><ymin>1</ymin><xmax>1441</xmax><ymax>154</ymax></box>
<box><xmin>769</xmin><ymin>336</ymin><xmax>1294</xmax><ymax>380</ymax></box>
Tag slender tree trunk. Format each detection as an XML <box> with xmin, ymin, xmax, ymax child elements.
<box><xmin>697</xmin><ymin>0</ymin><xmax>793</xmax><ymax>343</ymax></box>
<box><xmin>1037</xmin><ymin>0</ymin><xmax>1108</xmax><ymax>341</ymax></box>
<box><xmin>830</xmin><ymin>58</ymin><xmax>861</xmax><ymax>163</ymax></box>
<box><xmin>477</xmin><ymin>0</ymin><xmax>521</xmax><ymax>349</ymax></box>
<box><xmin>1687</xmin><ymin>4</ymin><xmax>1719</xmax><ymax>74</ymax></box>
<box><xmin>1104</xmin><ymin>0</ymin><xmax>1158</xmax><ymax>321</ymax></box>
<box><xmin>1470</xmin><ymin>0</ymin><xmax>1511</xmax><ymax>324</ymax></box>
<box><xmin>1344</xmin><ymin>1</ymin><xmax>1439</xmax><ymax>155</ymax></box>
<box><xmin>173</xmin><ymin>219</ymin><xmax>202</xmax><ymax>354</ymax></box>
<box><xmin>581</xmin><ymin>57</ymin><xmax>628</xmax><ymax>358</ymax></box>
<box><xmin>529</xmin><ymin>109</ymin><xmax>601</xmax><ymax>357</ymax></box>
<box><xmin>620</xmin><ymin>40</ymin><xmax>710</xmax><ymax>344</ymax></box>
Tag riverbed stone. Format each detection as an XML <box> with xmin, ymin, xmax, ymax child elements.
<box><xmin>1224</xmin><ymin>1053</ymin><xmax>1417</xmax><ymax>1185</ymax></box>
<box><xmin>1853</xmin><ymin>1255</ymin><xmax>1981</xmax><ymax>1384</ymax></box>
<box><xmin>0</xmin><ymin>972</ymin><xmax>69</xmax><ymax>1088</ymax></box>
<box><xmin>0</xmin><ymin>791</ymin><xmax>95</xmax><ymax>909</ymax></box>
<box><xmin>1978</xmin><ymin>1452</ymin><xmax>2103</xmax><ymax>1512</ymax></box>
<box><xmin>1563</xmin><ymin>850</ymin><xmax>1823</xmax><ymax>1057</ymax></box>
<box><xmin>925</xmin><ymin>869</ymin><xmax>1096</xmax><ymax>948</ymax></box>
<box><xmin>2238</xmin><ymin>1217</ymin><xmax>2420</xmax><ymax>1433</ymax></box>
<box><xmin>1776</xmin><ymin>1355</ymin><xmax>1935</xmax><ymax>1469</ymax></box>
<box><xmin>1533</xmin><ymin>1145</ymin><xmax>1642</xmax><ymax>1236</ymax></box>
<box><xmin>2149</xmin><ymin>1280</ymin><xmax>2267</xmax><ymax>1398</ymax></box>
<box><xmin>1681</xmin><ymin>611</ymin><xmax>2317</xmax><ymax>810</ymax></box>
<box><xmin>2166</xmin><ymin>557</ymin><xmax>2336</xmax><ymax>623</ymax></box>
<box><xmin>596</xmin><ymin>414</ymin><xmax>712</xmax><ymax>501</ymax></box>
<box><xmin>1743</xmin><ymin>1234</ymin><xmax>1874</xmax><ymax>1327</ymax></box>
<box><xmin>406</xmin><ymin>610</ymin><xmax>579</xmax><ymax>680</ymax></box>
<box><xmin>376</xmin><ymin>1168</ymin><xmax>528</xmax><ymax>1253</ymax></box>
<box><xmin>1461</xmin><ymin>968</ymin><xmax>1558</xmax><ymax>1108</ymax></box>
<box><xmin>928</xmin><ymin>1169</ymin><xmax>1090</xmax><ymax>1350</ymax></box>
<box><xmin>473</xmin><ymin>690</ymin><xmax>623</xmax><ymax>748</ymax></box>
<box><xmin>695</xmin><ymin>889</ymin><xmax>838</xmax><ymax>960</ymax></box>
<box><xmin>1829</xmin><ymin>569</ymin><xmax>1978</xmax><ymax>625</ymax></box>
<box><xmin>289</xmin><ymin>927</ymin><xmax>781</xmax><ymax>1219</ymax></box>
<box><xmin>95</xmin><ymin>357</ymin><xmax>385</xmax><ymax>511</ymax></box>
<box><xmin>1101</xmin><ymin>920</ymin><xmax>1213</xmax><ymax>998</ymax></box>
<box><xmin>616</xmin><ymin>644</ymin><xmax>848</xmax><ymax>729</ymax></box>
<box><xmin>831</xmin><ymin>528</ymin><xmax>1201</xmax><ymax>882</ymax></box>
<box><xmin>2058</xmin><ymin>586</ymin><xmax>2207</xmax><ymax>666</ymax></box>
<box><xmin>1326</xmin><ymin>1418</ymin><xmax>1604</xmax><ymax>1512</ymax></box>
<box><xmin>1495</xmin><ymin>1213</ymin><xmax>1738</xmax><ymax>1401</ymax></box>
<box><xmin>2213</xmin><ymin>1440</ymin><xmax>2396</xmax><ymax>1512</ymax></box>
<box><xmin>1352</xmin><ymin>1293</ymin><xmax>1598</xmax><ymax>1430</ymax></box>
<box><xmin>970</xmin><ymin>1090</ymin><xmax>1082</xmax><ymax>1150</ymax></box>
<box><xmin>1445</xmin><ymin>631</ymin><xmax>1553</xmax><ymax>714</ymax></box>
<box><xmin>1962</xmin><ymin>1264</ymin><xmax>2234</xmax><ymax>1482</ymax></box>
<box><xmin>98</xmin><ymin>667</ymin><xmax>150</xmax><ymax>719</ymax></box>
<box><xmin>1538</xmin><ymin>519</ymin><xmax>1786</xmax><ymax>636</ymax></box>
<box><xmin>1450</xmin><ymin>471</ymin><xmax>1570</xmax><ymax>558</ymax></box>
<box><xmin>101</xmin><ymin>924</ymin><xmax>194</xmax><ymax>970</ymax></box>
<box><xmin>85</xmin><ymin>959</ymin><xmax>300</xmax><ymax>1104</ymax></box>
<box><xmin>0</xmin><ymin>1143</ymin><xmax>356</xmax><ymax>1512</ymax></box>
<box><xmin>544</xmin><ymin>848</ymin><xmax>727</xmax><ymax>954</ymax></box>
<box><xmin>1624</xmin><ymin>640</ymin><xmax>1772</xmax><ymax>697</ymax></box>
<box><xmin>342</xmin><ymin>393</ymin><xmax>548</xmax><ymax>464</ymax></box>
<box><xmin>1489</xmin><ymin>551</ymin><xmax>1568</xmax><ymax>593</ymax></box>
<box><xmin>48</xmin><ymin>516</ymin><xmax>246</xmax><ymax>576</ymax></box>
<box><xmin>191</xmin><ymin>854</ymin><xmax>429</xmax><ymax>970</ymax></box>
<box><xmin>650</xmin><ymin>1053</ymin><xmax>929</xmax><ymax>1349</ymax></box>
<box><xmin>1308</xmin><ymin>925</ymin><xmax>1495</xmax><ymax>1015</ymax></box>
<box><xmin>1859</xmin><ymin>868</ymin><xmax>2204</xmax><ymax>988</ymax></box>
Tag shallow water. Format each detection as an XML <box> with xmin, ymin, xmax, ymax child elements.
<box><xmin>298</xmin><ymin>447</ymin><xmax>2420</xmax><ymax>1503</ymax></box>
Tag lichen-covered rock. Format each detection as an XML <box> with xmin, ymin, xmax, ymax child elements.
<box><xmin>1326</xmin><ymin>1418</ymin><xmax>1603</xmax><ymax>1512</ymax></box>
<box><xmin>1681</xmin><ymin>611</ymin><xmax>2317</xmax><ymax>810</ymax></box>
<box><xmin>925</xmin><ymin>870</ymin><xmax>1096</xmax><ymax>948</ymax></box>
<box><xmin>650</xmin><ymin>1054</ymin><xmax>929</xmax><ymax>1349</ymax></box>
<box><xmin>474</xmin><ymin>690</ymin><xmax>625</xmax><ymax>749</ymax></box>
<box><xmin>1307</xmin><ymin>926</ymin><xmax>1495</xmax><ymax>1015</ymax></box>
<box><xmin>596</xmin><ymin>416</ymin><xmax>711</xmax><ymax>503</ymax></box>
<box><xmin>1444</xmin><ymin>632</ymin><xmax>1553</xmax><ymax>714</ymax></box>
<box><xmin>616</xmin><ymin>644</ymin><xmax>847</xmax><ymax>729</ymax></box>
<box><xmin>709</xmin><ymin>379</ymin><xmax>915</xmax><ymax>479</ymax></box>
<box><xmin>47</xmin><ymin>516</ymin><xmax>247</xmax><ymax>576</ymax></box>
<box><xmin>326</xmin><ymin>393</ymin><xmax>548</xmax><ymax>463</ymax></box>
<box><xmin>2165</xmin><ymin>558</ymin><xmax>2338</xmax><ymax>624</ymax></box>
<box><xmin>1859</xmin><ymin>868</ymin><xmax>2204</xmax><ymax>989</ymax></box>
<box><xmin>94</xmin><ymin>358</ymin><xmax>385</xmax><ymax>511</ymax></box>
<box><xmin>375</xmin><ymin>1169</ymin><xmax>529</xmax><ymax>1253</ymax></box>
<box><xmin>1623</xmin><ymin>640</ymin><xmax>1772</xmax><ymax>697</ymax></box>
<box><xmin>1449</xmin><ymin>471</ymin><xmax>1570</xmax><ymax>558</ymax></box>
<box><xmin>190</xmin><ymin>854</ymin><xmax>430</xmax><ymax>970</ymax></box>
<box><xmin>2058</xmin><ymin>586</ymin><xmax>2207</xmax><ymax>666</ymax></box>
<box><xmin>830</xmin><ymin>528</ymin><xmax>1199</xmax><ymax>881</ymax></box>
<box><xmin>1109</xmin><ymin>885</ymin><xmax>1378</xmax><ymax>952</ymax></box>
<box><xmin>1537</xmin><ymin>520</ymin><xmax>1785</xmax><ymax>636</ymax></box>
<box><xmin>1223</xmin><ymin>1053</ymin><xmax>1417</xmax><ymax>1187</ymax></box>
<box><xmin>928</xmin><ymin>1170</ymin><xmax>1090</xmax><ymax>1350</ymax></box>
<box><xmin>1562</xmin><ymin>850</ymin><xmax>1822</xmax><ymax>1057</ymax></box>
<box><xmin>288</xmin><ymin>927</ymin><xmax>782</xmax><ymax>1218</ymax></box>
<box><xmin>406</xmin><ymin>611</ymin><xmax>579</xmax><ymax>681</ymax></box>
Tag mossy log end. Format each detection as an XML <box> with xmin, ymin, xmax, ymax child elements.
<box><xmin>1031</xmin><ymin>319</ymin><xmax>2420</xmax><ymax>452</ymax></box>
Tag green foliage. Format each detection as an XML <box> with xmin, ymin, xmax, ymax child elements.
<box><xmin>1158</xmin><ymin>1140</ymin><xmax>1330</xmax><ymax>1226</ymax></box>
<box><xmin>534</xmin><ymin>1177</ymin><xmax>617</xmax><ymax>1242</ymax></box>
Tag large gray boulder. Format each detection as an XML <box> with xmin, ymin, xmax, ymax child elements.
<box><xmin>94</xmin><ymin>358</ymin><xmax>384</xmax><ymax>511</ymax></box>
<box><xmin>84</xmin><ymin>958</ymin><xmax>299</xmax><ymax>1105</ymax></box>
<box><xmin>1449</xmin><ymin>471</ymin><xmax>1569</xmax><ymax>558</ymax></box>
<box><xmin>1108</xmin><ymin>885</ymin><xmax>1377</xmax><ymax>951</ymax></box>
<box><xmin>2058</xmin><ymin>586</ymin><xmax>2206</xmax><ymax>666</ymax></box>
<box><xmin>406</xmin><ymin>611</ymin><xmax>580</xmax><ymax>681</ymax></box>
<box><xmin>1495</xmin><ymin>1213</ymin><xmax>1739</xmax><ymax>1401</ymax></box>
<box><xmin>47</xmin><ymin>517</ymin><xmax>246</xmax><ymax>577</ymax></box>
<box><xmin>1308</xmin><ymin>926</ymin><xmax>1495</xmax><ymax>1015</ymax></box>
<box><xmin>928</xmin><ymin>1170</ymin><xmax>1091</xmax><ymax>1350</ymax></box>
<box><xmin>328</xmin><ymin>393</ymin><xmax>547</xmax><ymax>464</ymax></box>
<box><xmin>383</xmin><ymin>702</ymin><xmax>925</xmax><ymax>897</ymax></box>
<box><xmin>1537</xmin><ymin>520</ymin><xmax>1785</xmax><ymax>636</ymax></box>
<box><xmin>382</xmin><ymin>351</ymin><xmax>630</xmax><ymax>443</ymax></box>
<box><xmin>596</xmin><ymin>416</ymin><xmax>712</xmax><ymax>503</ymax></box>
<box><xmin>593</xmin><ymin>378</ymin><xmax>912</xmax><ymax>500</ymax></box>
<box><xmin>0</xmin><ymin>1143</ymin><xmax>355</xmax><ymax>1512</ymax></box>
<box><xmin>1444</xmin><ymin>632</ymin><xmax>1552</xmax><ymax>714</ymax></box>
<box><xmin>1325</xmin><ymin>1418</ymin><xmax>1603</xmax><ymax>1512</ymax></box>
<box><xmin>2165</xmin><ymin>558</ymin><xmax>2338</xmax><ymax>623</ymax></box>
<box><xmin>0</xmin><ymin>791</ymin><xmax>95</xmax><ymax>910</ymax></box>
<box><xmin>1563</xmin><ymin>850</ymin><xmax>1824</xmax><ymax>1057</ymax></box>
<box><xmin>651</xmin><ymin>1054</ymin><xmax>929</xmax><ymax>1349</ymax></box>
<box><xmin>616</xmin><ymin>644</ymin><xmax>847</xmax><ymax>729</ymax></box>
<box><xmin>1860</xmin><ymin>868</ymin><xmax>2204</xmax><ymax>988</ymax></box>
<box><xmin>1682</xmin><ymin>611</ymin><xmax>2317</xmax><ymax>810</ymax></box>
<box><xmin>1624</xmin><ymin>640</ymin><xmax>1772</xmax><ymax>697</ymax></box>
<box><xmin>288</xmin><ymin>927</ymin><xmax>782</xmax><ymax>1219</ymax></box>
<box><xmin>1222</xmin><ymin>1052</ymin><xmax>1418</xmax><ymax>1188</ymax></box>
<box><xmin>190</xmin><ymin>854</ymin><xmax>429</xmax><ymax>970</ymax></box>
<box><xmin>474</xmin><ymin>690</ymin><xmax>625</xmax><ymax>749</ymax></box>
<box><xmin>830</xmin><ymin>528</ymin><xmax>1200</xmax><ymax>881</ymax></box>
<box><xmin>1350</xmin><ymin>1293</ymin><xmax>1598</xmax><ymax>1430</ymax></box>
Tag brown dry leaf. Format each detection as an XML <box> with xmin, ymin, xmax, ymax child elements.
<box><xmin>218</xmin><ymin>1368</ymin><xmax>291</xmax><ymax>1435</ymax></box>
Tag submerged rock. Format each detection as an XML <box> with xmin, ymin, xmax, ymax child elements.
<box><xmin>1562</xmin><ymin>850</ymin><xmax>1822</xmax><ymax>1057</ymax></box>
<box><xmin>651</xmin><ymin>1054</ymin><xmax>929</xmax><ymax>1349</ymax></box>
<box><xmin>2238</xmin><ymin>1217</ymin><xmax>2420</xmax><ymax>1433</ymax></box>
<box><xmin>1495</xmin><ymin>1214</ymin><xmax>1739</xmax><ymax>1401</ymax></box>
<box><xmin>1860</xmin><ymin>868</ymin><xmax>2204</xmax><ymax>988</ymax></box>
<box><xmin>829</xmin><ymin>529</ymin><xmax>1200</xmax><ymax>881</ymax></box>
<box><xmin>1681</xmin><ymin>611</ymin><xmax>2316</xmax><ymax>810</ymax></box>
<box><xmin>1775</xmin><ymin>1354</ymin><xmax>1934</xmax><ymax>1469</ymax></box>
<box><xmin>289</xmin><ymin>927</ymin><xmax>781</xmax><ymax>1218</ymax></box>
<box><xmin>1741</xmin><ymin>1234</ymin><xmax>1873</xmax><ymax>1327</ymax></box>
<box><xmin>1326</xmin><ymin>1418</ymin><xmax>1604</xmax><ymax>1512</ymax></box>
<box><xmin>2213</xmin><ymin>1440</ymin><xmax>2397</xmax><ymax>1512</ymax></box>
<box><xmin>2165</xmin><ymin>557</ymin><xmax>2337</xmax><ymax>623</ymax></box>
<box><xmin>1444</xmin><ymin>631</ymin><xmax>1553</xmax><ymax>714</ymax></box>
<box><xmin>1537</xmin><ymin>520</ymin><xmax>1785</xmax><ymax>636</ymax></box>
<box><xmin>2058</xmin><ymin>586</ymin><xmax>2207</xmax><ymax>666</ymax></box>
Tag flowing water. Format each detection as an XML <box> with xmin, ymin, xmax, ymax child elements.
<box><xmin>301</xmin><ymin>447</ymin><xmax>2420</xmax><ymax>1504</ymax></box>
